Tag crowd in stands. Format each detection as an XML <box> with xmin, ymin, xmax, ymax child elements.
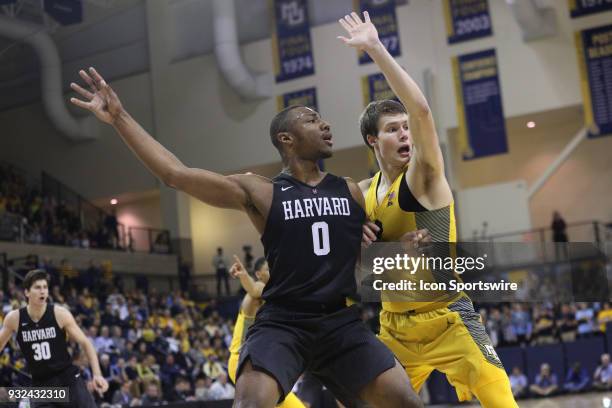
<box><xmin>478</xmin><ymin>301</ymin><xmax>612</xmax><ymax>348</ymax></box>
<box><xmin>508</xmin><ymin>354</ymin><xmax>612</xmax><ymax>399</ymax></box>
<box><xmin>0</xmin><ymin>259</ymin><xmax>237</xmax><ymax>406</ymax></box>
<box><xmin>0</xmin><ymin>163</ymin><xmax>120</xmax><ymax>250</ymax></box>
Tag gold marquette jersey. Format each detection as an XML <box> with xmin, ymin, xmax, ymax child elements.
<box><xmin>365</xmin><ymin>170</ymin><xmax>458</xmax><ymax>312</ymax></box>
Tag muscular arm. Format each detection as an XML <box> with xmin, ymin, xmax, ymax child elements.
<box><xmin>340</xmin><ymin>13</ymin><xmax>444</xmax><ymax>174</ymax></box>
<box><xmin>0</xmin><ymin>311</ymin><xmax>18</xmax><ymax>352</ymax></box>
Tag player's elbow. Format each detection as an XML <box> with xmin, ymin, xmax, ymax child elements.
<box><xmin>412</xmin><ymin>103</ymin><xmax>431</xmax><ymax>119</ymax></box>
<box><xmin>162</xmin><ymin>165</ymin><xmax>187</xmax><ymax>189</ymax></box>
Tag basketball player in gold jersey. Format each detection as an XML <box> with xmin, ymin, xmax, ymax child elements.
<box><xmin>338</xmin><ymin>12</ymin><xmax>517</xmax><ymax>407</ymax></box>
<box><xmin>228</xmin><ymin>256</ymin><xmax>306</xmax><ymax>408</ymax></box>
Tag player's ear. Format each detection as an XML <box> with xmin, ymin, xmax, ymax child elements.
<box><xmin>277</xmin><ymin>132</ymin><xmax>293</xmax><ymax>147</ymax></box>
<box><xmin>366</xmin><ymin>134</ymin><xmax>377</xmax><ymax>148</ymax></box>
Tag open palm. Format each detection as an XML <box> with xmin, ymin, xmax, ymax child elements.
<box><xmin>338</xmin><ymin>11</ymin><xmax>379</xmax><ymax>51</ymax></box>
<box><xmin>70</xmin><ymin>67</ymin><xmax>123</xmax><ymax>125</ymax></box>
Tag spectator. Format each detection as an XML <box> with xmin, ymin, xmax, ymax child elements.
<box><xmin>208</xmin><ymin>372</ymin><xmax>234</xmax><ymax>400</ymax></box>
<box><xmin>510</xmin><ymin>304</ymin><xmax>532</xmax><ymax>345</ymax></box>
<box><xmin>111</xmin><ymin>380</ymin><xmax>139</xmax><ymax>407</ymax></box>
<box><xmin>167</xmin><ymin>376</ymin><xmax>194</xmax><ymax>402</ymax></box>
<box><xmin>140</xmin><ymin>383</ymin><xmax>164</xmax><ymax>406</ymax></box>
<box><xmin>212</xmin><ymin>247</ymin><xmax>230</xmax><ymax>296</ymax></box>
<box><xmin>94</xmin><ymin>326</ymin><xmax>114</xmax><ymax>354</ymax></box>
<box><xmin>202</xmin><ymin>354</ymin><xmax>224</xmax><ymax>380</ymax></box>
<box><xmin>509</xmin><ymin>366</ymin><xmax>527</xmax><ymax>399</ymax></box>
<box><xmin>564</xmin><ymin>362</ymin><xmax>589</xmax><ymax>393</ymax></box>
<box><xmin>557</xmin><ymin>303</ymin><xmax>578</xmax><ymax>342</ymax></box>
<box><xmin>104</xmin><ymin>208</ymin><xmax>119</xmax><ymax>248</ymax></box>
<box><xmin>193</xmin><ymin>376</ymin><xmax>213</xmax><ymax>401</ymax></box>
<box><xmin>576</xmin><ymin>303</ymin><xmax>595</xmax><ymax>338</ymax></box>
<box><xmin>594</xmin><ymin>353</ymin><xmax>612</xmax><ymax>390</ymax></box>
<box><xmin>597</xmin><ymin>302</ymin><xmax>612</xmax><ymax>332</ymax></box>
<box><xmin>532</xmin><ymin>306</ymin><xmax>555</xmax><ymax>345</ymax></box>
<box><xmin>552</xmin><ymin>211</ymin><xmax>568</xmax><ymax>259</ymax></box>
<box><xmin>529</xmin><ymin>363</ymin><xmax>558</xmax><ymax>397</ymax></box>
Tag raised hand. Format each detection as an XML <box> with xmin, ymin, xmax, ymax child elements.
<box><xmin>70</xmin><ymin>67</ymin><xmax>124</xmax><ymax>125</ymax></box>
<box><xmin>337</xmin><ymin>11</ymin><xmax>380</xmax><ymax>52</ymax></box>
<box><xmin>230</xmin><ymin>255</ymin><xmax>248</xmax><ymax>279</ymax></box>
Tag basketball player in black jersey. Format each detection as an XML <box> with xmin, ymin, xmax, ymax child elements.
<box><xmin>0</xmin><ymin>269</ymin><xmax>108</xmax><ymax>407</ymax></box>
<box><xmin>70</xmin><ymin>67</ymin><xmax>422</xmax><ymax>407</ymax></box>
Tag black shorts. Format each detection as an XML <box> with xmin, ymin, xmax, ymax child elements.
<box><xmin>237</xmin><ymin>303</ymin><xmax>395</xmax><ymax>405</ymax></box>
<box><xmin>32</xmin><ymin>367</ymin><xmax>96</xmax><ymax>408</ymax></box>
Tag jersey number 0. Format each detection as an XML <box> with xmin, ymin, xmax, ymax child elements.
<box><xmin>311</xmin><ymin>222</ymin><xmax>330</xmax><ymax>256</ymax></box>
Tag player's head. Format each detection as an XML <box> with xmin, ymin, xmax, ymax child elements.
<box><xmin>23</xmin><ymin>269</ymin><xmax>49</xmax><ymax>306</ymax></box>
<box><xmin>270</xmin><ymin>105</ymin><xmax>333</xmax><ymax>162</ymax></box>
<box><xmin>360</xmin><ymin>100</ymin><xmax>412</xmax><ymax>167</ymax></box>
<box><xmin>253</xmin><ymin>257</ymin><xmax>269</xmax><ymax>284</ymax></box>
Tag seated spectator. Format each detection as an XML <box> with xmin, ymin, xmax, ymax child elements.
<box><xmin>193</xmin><ymin>376</ymin><xmax>213</xmax><ymax>401</ymax></box>
<box><xmin>563</xmin><ymin>362</ymin><xmax>589</xmax><ymax>393</ymax></box>
<box><xmin>202</xmin><ymin>354</ymin><xmax>224</xmax><ymax>380</ymax></box>
<box><xmin>529</xmin><ymin>363</ymin><xmax>558</xmax><ymax>397</ymax></box>
<box><xmin>576</xmin><ymin>302</ymin><xmax>595</xmax><ymax>338</ymax></box>
<box><xmin>598</xmin><ymin>302</ymin><xmax>612</xmax><ymax>332</ymax></box>
<box><xmin>509</xmin><ymin>366</ymin><xmax>528</xmax><ymax>399</ymax></box>
<box><xmin>111</xmin><ymin>380</ymin><xmax>139</xmax><ymax>407</ymax></box>
<box><xmin>557</xmin><ymin>303</ymin><xmax>578</xmax><ymax>342</ymax></box>
<box><xmin>167</xmin><ymin>376</ymin><xmax>194</xmax><ymax>402</ymax></box>
<box><xmin>94</xmin><ymin>326</ymin><xmax>115</xmax><ymax>354</ymax></box>
<box><xmin>208</xmin><ymin>372</ymin><xmax>235</xmax><ymax>400</ymax></box>
<box><xmin>532</xmin><ymin>306</ymin><xmax>556</xmax><ymax>345</ymax></box>
<box><xmin>140</xmin><ymin>382</ymin><xmax>164</xmax><ymax>406</ymax></box>
<box><xmin>511</xmin><ymin>304</ymin><xmax>532</xmax><ymax>345</ymax></box>
<box><xmin>594</xmin><ymin>353</ymin><xmax>612</xmax><ymax>390</ymax></box>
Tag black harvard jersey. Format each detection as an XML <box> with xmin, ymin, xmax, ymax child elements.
<box><xmin>261</xmin><ymin>173</ymin><xmax>365</xmax><ymax>305</ymax></box>
<box><xmin>17</xmin><ymin>304</ymin><xmax>73</xmax><ymax>382</ymax></box>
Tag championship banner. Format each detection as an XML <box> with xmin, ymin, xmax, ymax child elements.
<box><xmin>270</xmin><ymin>0</ymin><xmax>315</xmax><ymax>82</ymax></box>
<box><xmin>43</xmin><ymin>0</ymin><xmax>83</xmax><ymax>26</ymax></box>
<box><xmin>575</xmin><ymin>24</ymin><xmax>612</xmax><ymax>138</ymax></box>
<box><xmin>277</xmin><ymin>87</ymin><xmax>318</xmax><ymax>112</ymax></box>
<box><xmin>569</xmin><ymin>0</ymin><xmax>612</xmax><ymax>18</ymax></box>
<box><xmin>452</xmin><ymin>49</ymin><xmax>508</xmax><ymax>160</ymax></box>
<box><xmin>443</xmin><ymin>0</ymin><xmax>493</xmax><ymax>44</ymax></box>
<box><xmin>354</xmin><ymin>0</ymin><xmax>401</xmax><ymax>65</ymax></box>
<box><xmin>362</xmin><ymin>72</ymin><xmax>399</xmax><ymax>174</ymax></box>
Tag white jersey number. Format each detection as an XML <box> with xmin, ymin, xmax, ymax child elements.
<box><xmin>311</xmin><ymin>222</ymin><xmax>330</xmax><ymax>256</ymax></box>
<box><xmin>32</xmin><ymin>341</ymin><xmax>51</xmax><ymax>361</ymax></box>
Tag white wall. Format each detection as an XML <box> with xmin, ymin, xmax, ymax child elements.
<box><xmin>0</xmin><ymin>73</ymin><xmax>158</xmax><ymax>199</ymax></box>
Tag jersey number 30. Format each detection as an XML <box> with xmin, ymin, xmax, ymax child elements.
<box><xmin>311</xmin><ymin>222</ymin><xmax>330</xmax><ymax>256</ymax></box>
<box><xmin>32</xmin><ymin>342</ymin><xmax>51</xmax><ymax>361</ymax></box>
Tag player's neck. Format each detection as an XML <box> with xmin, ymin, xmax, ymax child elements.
<box><xmin>282</xmin><ymin>157</ymin><xmax>325</xmax><ymax>185</ymax></box>
<box><xmin>27</xmin><ymin>302</ymin><xmax>47</xmax><ymax>319</ymax></box>
<box><xmin>378</xmin><ymin>160</ymin><xmax>403</xmax><ymax>190</ymax></box>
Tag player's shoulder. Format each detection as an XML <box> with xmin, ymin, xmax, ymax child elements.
<box><xmin>357</xmin><ymin>177</ymin><xmax>374</xmax><ymax>194</ymax></box>
<box><xmin>52</xmin><ymin>304</ymin><xmax>73</xmax><ymax>322</ymax></box>
<box><xmin>3</xmin><ymin>309</ymin><xmax>20</xmax><ymax>328</ymax></box>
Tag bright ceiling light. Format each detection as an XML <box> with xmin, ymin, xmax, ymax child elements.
<box><xmin>527</xmin><ymin>121</ymin><xmax>536</xmax><ymax>128</ymax></box>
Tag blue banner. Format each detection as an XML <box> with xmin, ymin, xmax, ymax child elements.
<box><xmin>569</xmin><ymin>0</ymin><xmax>612</xmax><ymax>18</ymax></box>
<box><xmin>44</xmin><ymin>0</ymin><xmax>82</xmax><ymax>26</ymax></box>
<box><xmin>0</xmin><ymin>0</ymin><xmax>17</xmax><ymax>5</ymax></box>
<box><xmin>575</xmin><ymin>24</ymin><xmax>612</xmax><ymax>138</ymax></box>
<box><xmin>355</xmin><ymin>0</ymin><xmax>401</xmax><ymax>65</ymax></box>
<box><xmin>277</xmin><ymin>87</ymin><xmax>318</xmax><ymax>112</ymax></box>
<box><xmin>361</xmin><ymin>72</ymin><xmax>398</xmax><ymax>104</ymax></box>
<box><xmin>444</xmin><ymin>0</ymin><xmax>492</xmax><ymax>44</ymax></box>
<box><xmin>452</xmin><ymin>49</ymin><xmax>508</xmax><ymax>160</ymax></box>
<box><xmin>271</xmin><ymin>0</ymin><xmax>315</xmax><ymax>82</ymax></box>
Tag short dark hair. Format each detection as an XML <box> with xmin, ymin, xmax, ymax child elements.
<box><xmin>269</xmin><ymin>105</ymin><xmax>305</xmax><ymax>150</ymax></box>
<box><xmin>23</xmin><ymin>269</ymin><xmax>50</xmax><ymax>291</ymax></box>
<box><xmin>359</xmin><ymin>100</ymin><xmax>407</xmax><ymax>148</ymax></box>
<box><xmin>253</xmin><ymin>257</ymin><xmax>267</xmax><ymax>276</ymax></box>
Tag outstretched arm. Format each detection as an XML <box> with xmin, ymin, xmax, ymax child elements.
<box><xmin>70</xmin><ymin>68</ymin><xmax>256</xmax><ymax>211</ymax></box>
<box><xmin>230</xmin><ymin>255</ymin><xmax>265</xmax><ymax>299</ymax></box>
<box><xmin>338</xmin><ymin>12</ymin><xmax>443</xmax><ymax>173</ymax></box>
